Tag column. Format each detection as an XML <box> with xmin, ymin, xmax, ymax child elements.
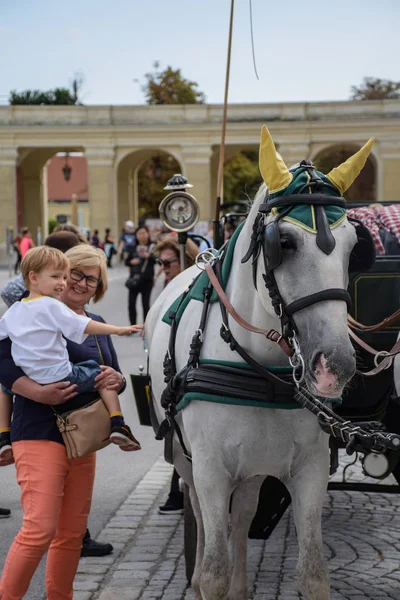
<box><xmin>180</xmin><ymin>144</ymin><xmax>213</xmax><ymax>222</ymax></box>
<box><xmin>277</xmin><ymin>143</ymin><xmax>311</xmax><ymax>169</ymax></box>
<box><xmin>0</xmin><ymin>147</ymin><xmax>18</xmax><ymax>261</ymax></box>
<box><xmin>379</xmin><ymin>141</ymin><xmax>400</xmax><ymax>201</ymax></box>
<box><xmin>85</xmin><ymin>147</ymin><xmax>117</xmax><ymax>240</ymax></box>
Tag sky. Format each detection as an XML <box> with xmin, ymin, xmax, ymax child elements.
<box><xmin>1</xmin><ymin>0</ymin><xmax>399</xmax><ymax>106</ymax></box>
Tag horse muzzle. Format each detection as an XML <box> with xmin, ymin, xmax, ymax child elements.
<box><xmin>306</xmin><ymin>350</ymin><xmax>356</xmax><ymax>398</ymax></box>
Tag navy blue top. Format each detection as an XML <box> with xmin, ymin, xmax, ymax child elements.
<box><xmin>0</xmin><ymin>312</ymin><xmax>122</xmax><ymax>445</ymax></box>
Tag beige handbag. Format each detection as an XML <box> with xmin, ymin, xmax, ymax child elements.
<box><xmin>53</xmin><ymin>334</ymin><xmax>111</xmax><ymax>459</ymax></box>
<box><xmin>53</xmin><ymin>398</ymin><xmax>111</xmax><ymax>459</ymax></box>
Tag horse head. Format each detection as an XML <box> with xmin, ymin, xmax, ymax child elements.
<box><xmin>246</xmin><ymin>126</ymin><xmax>375</xmax><ymax>398</ymax></box>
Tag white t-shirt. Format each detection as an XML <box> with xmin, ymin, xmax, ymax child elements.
<box><xmin>0</xmin><ymin>296</ymin><xmax>91</xmax><ymax>384</ymax></box>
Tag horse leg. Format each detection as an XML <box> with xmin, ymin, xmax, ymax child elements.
<box><xmin>286</xmin><ymin>453</ymin><xmax>330</xmax><ymax>600</ymax></box>
<box><xmin>188</xmin><ymin>485</ymin><xmax>205</xmax><ymax>600</ymax></box>
<box><xmin>194</xmin><ymin>464</ymin><xmax>233</xmax><ymax>600</ymax></box>
<box><xmin>228</xmin><ymin>476</ymin><xmax>264</xmax><ymax>600</ymax></box>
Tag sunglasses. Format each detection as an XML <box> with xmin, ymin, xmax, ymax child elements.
<box><xmin>70</xmin><ymin>269</ymin><xmax>101</xmax><ymax>289</ymax></box>
<box><xmin>156</xmin><ymin>258</ymin><xmax>179</xmax><ymax>268</ymax></box>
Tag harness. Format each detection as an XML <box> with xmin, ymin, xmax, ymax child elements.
<box><xmin>156</xmin><ymin>161</ymin><xmax>400</xmax><ymax>464</ymax></box>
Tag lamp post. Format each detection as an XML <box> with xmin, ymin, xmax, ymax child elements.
<box><xmin>71</xmin><ymin>193</ymin><xmax>78</xmax><ymax>226</ymax></box>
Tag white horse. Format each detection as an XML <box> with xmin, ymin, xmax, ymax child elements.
<box><xmin>146</xmin><ymin>126</ymin><xmax>374</xmax><ymax>600</ymax></box>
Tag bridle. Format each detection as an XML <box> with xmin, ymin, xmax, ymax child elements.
<box><xmin>241</xmin><ymin>161</ymin><xmax>352</xmax><ymax>366</ymax></box>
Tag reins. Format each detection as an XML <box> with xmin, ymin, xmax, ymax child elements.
<box><xmin>205</xmin><ymin>260</ymin><xmax>400</xmax><ymax>377</ymax></box>
<box><xmin>204</xmin><ymin>263</ymin><xmax>293</xmax><ymax>357</ymax></box>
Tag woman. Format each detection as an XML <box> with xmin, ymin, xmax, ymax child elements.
<box><xmin>104</xmin><ymin>228</ymin><xmax>116</xmax><ymax>268</ymax></box>
<box><xmin>19</xmin><ymin>227</ymin><xmax>34</xmax><ymax>259</ymax></box>
<box><xmin>0</xmin><ymin>245</ymin><xmax>130</xmax><ymax>600</ymax></box>
<box><xmin>125</xmin><ymin>225</ymin><xmax>155</xmax><ymax>325</ymax></box>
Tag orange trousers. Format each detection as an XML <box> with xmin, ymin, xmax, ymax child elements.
<box><xmin>0</xmin><ymin>440</ymin><xmax>96</xmax><ymax>600</ymax></box>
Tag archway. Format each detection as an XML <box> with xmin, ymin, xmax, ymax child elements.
<box><xmin>117</xmin><ymin>149</ymin><xmax>182</xmax><ymax>229</ymax></box>
<box><xmin>313</xmin><ymin>144</ymin><xmax>377</xmax><ymax>202</ymax></box>
<box><xmin>17</xmin><ymin>146</ymin><xmax>87</xmax><ymax>242</ymax></box>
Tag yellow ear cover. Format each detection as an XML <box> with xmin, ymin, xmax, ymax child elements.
<box><xmin>259</xmin><ymin>125</ymin><xmax>293</xmax><ymax>193</ymax></box>
<box><xmin>326</xmin><ymin>138</ymin><xmax>375</xmax><ymax>194</ymax></box>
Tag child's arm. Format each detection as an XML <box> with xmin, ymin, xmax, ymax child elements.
<box><xmin>85</xmin><ymin>321</ymin><xmax>144</xmax><ymax>337</ymax></box>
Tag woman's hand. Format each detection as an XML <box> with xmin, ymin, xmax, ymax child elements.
<box><xmin>94</xmin><ymin>366</ymin><xmax>123</xmax><ymax>391</ymax></box>
<box><xmin>12</xmin><ymin>377</ymin><xmax>78</xmax><ymax>405</ymax></box>
<box><xmin>130</xmin><ymin>258</ymin><xmax>140</xmax><ymax>265</ymax></box>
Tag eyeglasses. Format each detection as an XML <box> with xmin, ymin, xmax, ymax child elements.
<box><xmin>70</xmin><ymin>269</ymin><xmax>101</xmax><ymax>289</ymax></box>
<box><xmin>156</xmin><ymin>258</ymin><xmax>179</xmax><ymax>268</ymax></box>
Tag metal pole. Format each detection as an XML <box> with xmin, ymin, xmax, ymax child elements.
<box><xmin>214</xmin><ymin>0</ymin><xmax>235</xmax><ymax>249</ymax></box>
<box><xmin>71</xmin><ymin>193</ymin><xmax>78</xmax><ymax>225</ymax></box>
<box><xmin>178</xmin><ymin>232</ymin><xmax>188</xmax><ymax>271</ymax></box>
<box><xmin>7</xmin><ymin>227</ymin><xmax>14</xmax><ymax>278</ymax></box>
<box><xmin>215</xmin><ymin>0</ymin><xmax>235</xmax><ymax>218</ymax></box>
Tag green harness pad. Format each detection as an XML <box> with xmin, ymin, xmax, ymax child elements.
<box><xmin>162</xmin><ymin>221</ymin><xmax>245</xmax><ymax>327</ymax></box>
<box><xmin>175</xmin><ymin>360</ymin><xmax>342</xmax><ymax>411</ymax></box>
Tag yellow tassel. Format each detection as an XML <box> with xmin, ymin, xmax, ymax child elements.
<box><xmin>259</xmin><ymin>125</ymin><xmax>293</xmax><ymax>193</ymax></box>
<box><xmin>326</xmin><ymin>138</ymin><xmax>375</xmax><ymax>194</ymax></box>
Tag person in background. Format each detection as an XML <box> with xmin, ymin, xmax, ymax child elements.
<box><xmin>118</xmin><ymin>220</ymin><xmax>136</xmax><ymax>262</ymax></box>
<box><xmin>153</xmin><ymin>236</ymin><xmax>198</xmax><ymax>514</ymax></box>
<box><xmin>125</xmin><ymin>226</ymin><xmax>156</xmax><ymax>325</ymax></box>
<box><xmin>54</xmin><ymin>223</ymin><xmax>88</xmax><ymax>244</ymax></box>
<box><xmin>13</xmin><ymin>233</ymin><xmax>22</xmax><ymax>275</ymax></box>
<box><xmin>224</xmin><ymin>217</ymin><xmax>236</xmax><ymax>241</ymax></box>
<box><xmin>104</xmin><ymin>229</ymin><xmax>116</xmax><ymax>268</ymax></box>
<box><xmin>19</xmin><ymin>228</ymin><xmax>35</xmax><ymax>259</ymax></box>
<box><xmin>198</xmin><ymin>224</ymin><xmax>214</xmax><ymax>252</ymax></box>
<box><xmin>91</xmin><ymin>229</ymin><xmax>100</xmax><ymax>248</ymax></box>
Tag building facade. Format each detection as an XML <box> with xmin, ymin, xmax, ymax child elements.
<box><xmin>0</xmin><ymin>99</ymin><xmax>399</xmax><ymax>257</ymax></box>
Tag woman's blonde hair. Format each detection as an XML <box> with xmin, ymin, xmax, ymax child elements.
<box><xmin>65</xmin><ymin>245</ymin><xmax>108</xmax><ymax>303</ymax></box>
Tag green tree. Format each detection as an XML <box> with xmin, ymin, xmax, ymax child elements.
<box><xmin>223</xmin><ymin>151</ymin><xmax>263</xmax><ymax>203</ymax></box>
<box><xmin>350</xmin><ymin>77</ymin><xmax>400</xmax><ymax>100</ymax></box>
<box><xmin>9</xmin><ymin>73</ymin><xmax>84</xmax><ymax>105</ymax></box>
<box><xmin>138</xmin><ymin>154</ymin><xmax>181</xmax><ymax>218</ymax></box>
<box><xmin>48</xmin><ymin>219</ymin><xmax>58</xmax><ymax>234</ymax></box>
<box><xmin>142</xmin><ymin>62</ymin><xmax>206</xmax><ymax>105</ymax></box>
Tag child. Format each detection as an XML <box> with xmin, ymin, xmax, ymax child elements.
<box><xmin>0</xmin><ymin>246</ymin><xmax>143</xmax><ymax>461</ymax></box>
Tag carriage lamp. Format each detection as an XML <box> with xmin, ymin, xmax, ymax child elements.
<box><xmin>159</xmin><ymin>174</ymin><xmax>200</xmax><ymax>270</ymax></box>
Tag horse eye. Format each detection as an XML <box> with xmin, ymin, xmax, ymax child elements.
<box><xmin>280</xmin><ymin>237</ymin><xmax>296</xmax><ymax>250</ymax></box>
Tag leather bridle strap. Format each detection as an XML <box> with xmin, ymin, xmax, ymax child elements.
<box><xmin>348</xmin><ymin>310</ymin><xmax>400</xmax><ymax>333</ymax></box>
<box><xmin>285</xmin><ymin>289</ymin><xmax>352</xmax><ymax>317</ymax></box>
<box><xmin>348</xmin><ymin>327</ymin><xmax>400</xmax><ymax>376</ymax></box>
<box><xmin>204</xmin><ymin>263</ymin><xmax>293</xmax><ymax>356</ymax></box>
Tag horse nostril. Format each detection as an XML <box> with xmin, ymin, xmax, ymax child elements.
<box><xmin>311</xmin><ymin>352</ymin><xmax>323</xmax><ymax>373</ymax></box>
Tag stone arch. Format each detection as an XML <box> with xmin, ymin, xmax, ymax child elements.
<box><xmin>116</xmin><ymin>148</ymin><xmax>182</xmax><ymax>227</ymax></box>
<box><xmin>312</xmin><ymin>144</ymin><xmax>377</xmax><ymax>202</ymax></box>
<box><xmin>17</xmin><ymin>146</ymin><xmax>85</xmax><ymax>241</ymax></box>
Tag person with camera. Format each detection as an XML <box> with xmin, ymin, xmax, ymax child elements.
<box><xmin>125</xmin><ymin>226</ymin><xmax>156</xmax><ymax>325</ymax></box>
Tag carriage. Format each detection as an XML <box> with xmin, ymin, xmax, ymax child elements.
<box><xmin>133</xmin><ymin>130</ymin><xmax>400</xmax><ymax>599</ymax></box>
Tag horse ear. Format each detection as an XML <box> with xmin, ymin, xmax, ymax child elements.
<box><xmin>326</xmin><ymin>138</ymin><xmax>375</xmax><ymax>194</ymax></box>
<box><xmin>259</xmin><ymin>125</ymin><xmax>292</xmax><ymax>193</ymax></box>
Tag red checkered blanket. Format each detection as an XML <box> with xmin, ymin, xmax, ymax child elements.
<box><xmin>347</xmin><ymin>204</ymin><xmax>400</xmax><ymax>255</ymax></box>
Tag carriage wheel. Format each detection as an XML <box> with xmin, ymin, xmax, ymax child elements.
<box><xmin>184</xmin><ymin>484</ymin><xmax>197</xmax><ymax>584</ymax></box>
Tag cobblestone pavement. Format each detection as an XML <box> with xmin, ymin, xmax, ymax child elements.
<box><xmin>71</xmin><ymin>452</ymin><xmax>400</xmax><ymax>600</ymax></box>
